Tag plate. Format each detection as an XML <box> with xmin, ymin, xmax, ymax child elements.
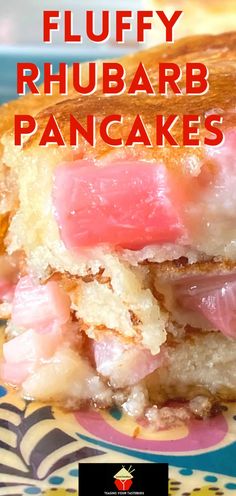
<box><xmin>0</xmin><ymin>383</ymin><xmax>236</xmax><ymax>495</ymax></box>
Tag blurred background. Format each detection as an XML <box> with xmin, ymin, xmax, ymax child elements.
<box><xmin>0</xmin><ymin>0</ymin><xmax>235</xmax><ymax>104</ymax></box>
<box><xmin>0</xmin><ymin>0</ymin><xmax>145</xmax><ymax>104</ymax></box>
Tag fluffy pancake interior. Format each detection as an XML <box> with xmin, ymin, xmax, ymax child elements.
<box><xmin>2</xmin><ymin>33</ymin><xmax>236</xmax><ymax>277</ymax></box>
<box><xmin>1</xmin><ymin>33</ymin><xmax>236</xmax><ymax>421</ymax></box>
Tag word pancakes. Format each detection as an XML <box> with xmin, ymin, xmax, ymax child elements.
<box><xmin>15</xmin><ymin>113</ymin><xmax>223</xmax><ymax>148</ymax></box>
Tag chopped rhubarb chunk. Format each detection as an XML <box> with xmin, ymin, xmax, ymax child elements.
<box><xmin>177</xmin><ymin>274</ymin><xmax>236</xmax><ymax>338</ymax></box>
<box><xmin>93</xmin><ymin>336</ymin><xmax>165</xmax><ymax>388</ymax></box>
<box><xmin>1</xmin><ymin>361</ymin><xmax>34</xmax><ymax>385</ymax></box>
<box><xmin>53</xmin><ymin>161</ymin><xmax>185</xmax><ymax>250</ymax></box>
<box><xmin>12</xmin><ymin>276</ymin><xmax>70</xmax><ymax>332</ymax></box>
<box><xmin>3</xmin><ymin>328</ymin><xmax>62</xmax><ymax>364</ymax></box>
<box><xmin>0</xmin><ymin>279</ymin><xmax>15</xmax><ymax>302</ymax></box>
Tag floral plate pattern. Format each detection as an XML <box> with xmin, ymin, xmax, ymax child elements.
<box><xmin>0</xmin><ymin>384</ymin><xmax>236</xmax><ymax>496</ymax></box>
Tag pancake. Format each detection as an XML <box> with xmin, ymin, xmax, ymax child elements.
<box><xmin>1</xmin><ymin>33</ymin><xmax>236</xmax><ymax>424</ymax></box>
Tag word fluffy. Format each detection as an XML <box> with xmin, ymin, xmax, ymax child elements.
<box><xmin>43</xmin><ymin>10</ymin><xmax>183</xmax><ymax>44</ymax></box>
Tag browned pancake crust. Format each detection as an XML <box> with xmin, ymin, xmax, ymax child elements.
<box><xmin>23</xmin><ymin>32</ymin><xmax>236</xmax><ymax>170</ymax></box>
<box><xmin>152</xmin><ymin>258</ymin><xmax>236</xmax><ymax>280</ymax></box>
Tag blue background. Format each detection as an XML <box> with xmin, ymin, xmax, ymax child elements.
<box><xmin>0</xmin><ymin>54</ymin><xmax>94</xmax><ymax>104</ymax></box>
